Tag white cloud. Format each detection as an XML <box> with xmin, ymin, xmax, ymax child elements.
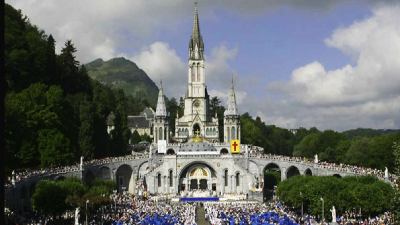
<box><xmin>130</xmin><ymin>42</ymin><xmax>186</xmax><ymax>98</ymax></box>
<box><xmin>7</xmin><ymin>0</ymin><xmax>354</xmax><ymax>63</ymax></box>
<box><xmin>264</xmin><ymin>5</ymin><xmax>400</xmax><ymax>130</ymax></box>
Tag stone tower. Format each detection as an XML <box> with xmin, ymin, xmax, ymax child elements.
<box><xmin>153</xmin><ymin>82</ymin><xmax>169</xmax><ymax>143</ymax></box>
<box><xmin>224</xmin><ymin>78</ymin><xmax>240</xmax><ymax>143</ymax></box>
<box><xmin>175</xmin><ymin>2</ymin><xmax>219</xmax><ymax>142</ymax></box>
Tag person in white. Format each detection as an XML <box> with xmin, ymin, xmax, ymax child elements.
<box><xmin>74</xmin><ymin>207</ymin><xmax>80</xmax><ymax>225</ymax></box>
<box><xmin>330</xmin><ymin>206</ymin><xmax>336</xmax><ymax>223</ymax></box>
<box><xmin>384</xmin><ymin>167</ymin><xmax>389</xmax><ymax>179</ymax></box>
<box><xmin>80</xmin><ymin>156</ymin><xmax>84</xmax><ymax>171</ymax></box>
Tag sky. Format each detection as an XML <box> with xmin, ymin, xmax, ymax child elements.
<box><xmin>7</xmin><ymin>0</ymin><xmax>400</xmax><ymax>131</ymax></box>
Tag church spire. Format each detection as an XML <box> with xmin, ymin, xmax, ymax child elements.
<box><xmin>189</xmin><ymin>1</ymin><xmax>204</xmax><ymax>60</ymax></box>
<box><xmin>224</xmin><ymin>75</ymin><xmax>239</xmax><ymax>116</ymax></box>
<box><xmin>155</xmin><ymin>81</ymin><xmax>167</xmax><ymax>117</ymax></box>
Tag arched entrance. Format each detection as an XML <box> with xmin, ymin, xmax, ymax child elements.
<box><xmin>116</xmin><ymin>164</ymin><xmax>133</xmax><ymax>193</ymax></box>
<box><xmin>193</xmin><ymin>123</ymin><xmax>201</xmax><ymax>136</ymax></box>
<box><xmin>263</xmin><ymin>163</ymin><xmax>281</xmax><ymax>201</ymax></box>
<box><xmin>220</xmin><ymin>148</ymin><xmax>229</xmax><ymax>154</ymax></box>
<box><xmin>286</xmin><ymin>166</ymin><xmax>300</xmax><ymax>179</ymax></box>
<box><xmin>99</xmin><ymin>166</ymin><xmax>111</xmax><ymax>180</ymax></box>
<box><xmin>333</xmin><ymin>174</ymin><xmax>342</xmax><ymax>178</ymax></box>
<box><xmin>178</xmin><ymin>162</ymin><xmax>216</xmax><ymax>196</ymax></box>
<box><xmin>167</xmin><ymin>149</ymin><xmax>175</xmax><ymax>155</ymax></box>
<box><xmin>84</xmin><ymin>170</ymin><xmax>95</xmax><ymax>185</ymax></box>
<box><xmin>305</xmin><ymin>168</ymin><xmax>312</xmax><ymax>176</ymax></box>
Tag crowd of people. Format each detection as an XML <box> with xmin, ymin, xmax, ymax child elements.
<box><xmin>90</xmin><ymin>192</ymin><xmax>197</xmax><ymax>225</ymax></box>
<box><xmin>205</xmin><ymin>201</ymin><xmax>300</xmax><ymax>225</ymax></box>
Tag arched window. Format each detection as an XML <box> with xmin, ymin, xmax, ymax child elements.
<box><xmin>155</xmin><ymin>128</ymin><xmax>158</xmax><ymax>141</ymax></box>
<box><xmin>196</xmin><ymin>63</ymin><xmax>200</xmax><ymax>82</ymax></box>
<box><xmin>231</xmin><ymin>127</ymin><xmax>236</xmax><ymax>140</ymax></box>
<box><xmin>224</xmin><ymin>170</ymin><xmax>228</xmax><ymax>186</ymax></box>
<box><xmin>167</xmin><ymin>149</ymin><xmax>175</xmax><ymax>155</ymax></box>
<box><xmin>159</xmin><ymin>127</ymin><xmax>163</xmax><ymax>140</ymax></box>
<box><xmin>191</xmin><ymin>65</ymin><xmax>195</xmax><ymax>82</ymax></box>
<box><xmin>157</xmin><ymin>173</ymin><xmax>161</xmax><ymax>187</ymax></box>
<box><xmin>227</xmin><ymin>127</ymin><xmax>230</xmax><ymax>141</ymax></box>
<box><xmin>193</xmin><ymin>123</ymin><xmax>200</xmax><ymax>136</ymax></box>
<box><xmin>169</xmin><ymin>170</ymin><xmax>173</xmax><ymax>187</ymax></box>
<box><xmin>236</xmin><ymin>172</ymin><xmax>240</xmax><ymax>186</ymax></box>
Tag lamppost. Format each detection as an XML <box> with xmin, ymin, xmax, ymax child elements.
<box><xmin>101</xmin><ymin>194</ymin><xmax>105</xmax><ymax>225</ymax></box>
<box><xmin>320</xmin><ymin>197</ymin><xmax>324</xmax><ymax>223</ymax></box>
<box><xmin>113</xmin><ymin>189</ymin><xmax>117</xmax><ymax>210</ymax></box>
<box><xmin>85</xmin><ymin>199</ymin><xmax>89</xmax><ymax>225</ymax></box>
<box><xmin>300</xmin><ymin>192</ymin><xmax>304</xmax><ymax>219</ymax></box>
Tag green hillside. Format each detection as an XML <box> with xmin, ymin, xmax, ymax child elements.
<box><xmin>86</xmin><ymin>57</ymin><xmax>159</xmax><ymax>107</ymax></box>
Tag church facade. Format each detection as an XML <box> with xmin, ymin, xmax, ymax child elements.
<box><xmin>145</xmin><ymin>3</ymin><xmax>255</xmax><ymax>198</ymax></box>
<box><xmin>153</xmin><ymin>4</ymin><xmax>240</xmax><ymax>145</ymax></box>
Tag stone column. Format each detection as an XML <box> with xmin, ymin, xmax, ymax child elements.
<box><xmin>154</xmin><ymin>176</ymin><xmax>157</xmax><ymax>194</ymax></box>
<box><xmin>162</xmin><ymin>176</ymin><xmax>167</xmax><ymax>193</ymax></box>
<box><xmin>173</xmin><ymin>175</ymin><xmax>177</xmax><ymax>194</ymax></box>
<box><xmin>221</xmin><ymin>178</ymin><xmax>225</xmax><ymax>195</ymax></box>
<box><xmin>281</xmin><ymin>168</ymin><xmax>287</xmax><ymax>181</ymax></box>
<box><xmin>230</xmin><ymin>175</ymin><xmax>234</xmax><ymax>193</ymax></box>
<box><xmin>166</xmin><ymin>127</ymin><xmax>169</xmax><ymax>142</ymax></box>
<box><xmin>129</xmin><ymin>173</ymin><xmax>136</xmax><ymax>194</ymax></box>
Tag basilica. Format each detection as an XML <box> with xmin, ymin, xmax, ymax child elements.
<box><xmin>144</xmin><ymin>3</ymin><xmax>257</xmax><ymax>199</ymax></box>
<box><xmin>153</xmin><ymin>3</ymin><xmax>240</xmax><ymax>146</ymax></box>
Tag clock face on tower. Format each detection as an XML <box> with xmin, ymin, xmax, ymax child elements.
<box><xmin>194</xmin><ymin>100</ymin><xmax>200</xmax><ymax>107</ymax></box>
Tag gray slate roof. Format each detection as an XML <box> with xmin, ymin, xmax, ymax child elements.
<box><xmin>128</xmin><ymin>116</ymin><xmax>150</xmax><ymax>128</ymax></box>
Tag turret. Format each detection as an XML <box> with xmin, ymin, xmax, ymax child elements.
<box><xmin>188</xmin><ymin>1</ymin><xmax>204</xmax><ymax>60</ymax></box>
<box><xmin>153</xmin><ymin>82</ymin><xmax>169</xmax><ymax>143</ymax></box>
<box><xmin>224</xmin><ymin>77</ymin><xmax>240</xmax><ymax>143</ymax></box>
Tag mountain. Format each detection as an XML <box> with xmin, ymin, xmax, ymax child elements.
<box><xmin>86</xmin><ymin>57</ymin><xmax>159</xmax><ymax>106</ymax></box>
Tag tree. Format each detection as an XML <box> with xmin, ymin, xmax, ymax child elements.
<box><xmin>79</xmin><ymin>100</ymin><xmax>95</xmax><ymax>159</ymax></box>
<box><xmin>37</xmin><ymin>129</ymin><xmax>74</xmax><ymax>167</ymax></box>
<box><xmin>293</xmin><ymin>133</ymin><xmax>320</xmax><ymax>158</ymax></box>
<box><xmin>131</xmin><ymin>130</ymin><xmax>141</xmax><ymax>144</ymax></box>
<box><xmin>210</xmin><ymin>96</ymin><xmax>221</xmax><ymax>116</ymax></box>
<box><xmin>5</xmin><ymin>83</ymin><xmax>70</xmax><ymax>169</ymax></box>
<box><xmin>58</xmin><ymin>40</ymin><xmax>83</xmax><ymax>94</ymax></box>
<box><xmin>166</xmin><ymin>97</ymin><xmax>179</xmax><ymax>135</ymax></box>
<box><xmin>277</xmin><ymin>176</ymin><xmax>394</xmax><ymax>219</ymax></box>
<box><xmin>32</xmin><ymin>180</ymin><xmax>68</xmax><ymax>216</ymax></box>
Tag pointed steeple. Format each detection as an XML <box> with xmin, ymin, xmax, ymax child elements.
<box><xmin>155</xmin><ymin>81</ymin><xmax>167</xmax><ymax>117</ymax></box>
<box><xmin>189</xmin><ymin>1</ymin><xmax>204</xmax><ymax>60</ymax></box>
<box><xmin>224</xmin><ymin>76</ymin><xmax>239</xmax><ymax>116</ymax></box>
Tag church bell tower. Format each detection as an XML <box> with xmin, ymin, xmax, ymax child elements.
<box><xmin>224</xmin><ymin>78</ymin><xmax>240</xmax><ymax>143</ymax></box>
<box><xmin>153</xmin><ymin>82</ymin><xmax>169</xmax><ymax>143</ymax></box>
